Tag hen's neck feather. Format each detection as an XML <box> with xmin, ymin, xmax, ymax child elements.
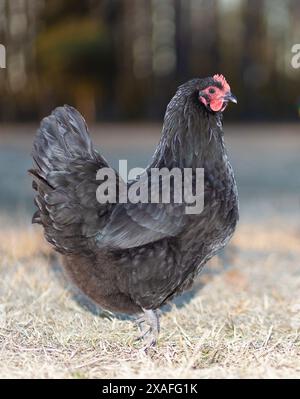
<box><xmin>149</xmin><ymin>93</ymin><xmax>226</xmax><ymax>170</ymax></box>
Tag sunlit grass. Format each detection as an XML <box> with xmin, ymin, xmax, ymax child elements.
<box><xmin>0</xmin><ymin>225</ymin><xmax>50</xmax><ymax>262</ymax></box>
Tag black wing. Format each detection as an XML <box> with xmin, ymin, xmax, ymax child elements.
<box><xmin>96</xmin><ymin>201</ymin><xmax>186</xmax><ymax>249</ymax></box>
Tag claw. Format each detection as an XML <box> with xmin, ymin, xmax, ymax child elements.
<box><xmin>135</xmin><ymin>308</ymin><xmax>160</xmax><ymax>349</ymax></box>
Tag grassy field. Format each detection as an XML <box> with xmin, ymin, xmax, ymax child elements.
<box><xmin>1</xmin><ymin>217</ymin><xmax>300</xmax><ymax>379</ymax></box>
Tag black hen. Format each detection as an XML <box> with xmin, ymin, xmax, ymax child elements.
<box><xmin>29</xmin><ymin>75</ymin><xmax>239</xmax><ymax>346</ymax></box>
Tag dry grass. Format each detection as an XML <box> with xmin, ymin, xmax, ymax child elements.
<box><xmin>1</xmin><ymin>217</ymin><xmax>300</xmax><ymax>379</ymax></box>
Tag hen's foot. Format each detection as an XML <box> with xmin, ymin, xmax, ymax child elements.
<box><xmin>135</xmin><ymin>309</ymin><xmax>160</xmax><ymax>349</ymax></box>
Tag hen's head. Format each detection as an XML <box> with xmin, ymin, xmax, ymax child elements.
<box><xmin>179</xmin><ymin>75</ymin><xmax>237</xmax><ymax>113</ymax></box>
<box><xmin>198</xmin><ymin>74</ymin><xmax>237</xmax><ymax>112</ymax></box>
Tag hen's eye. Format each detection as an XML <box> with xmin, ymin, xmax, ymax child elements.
<box><xmin>209</xmin><ymin>88</ymin><xmax>215</xmax><ymax>94</ymax></box>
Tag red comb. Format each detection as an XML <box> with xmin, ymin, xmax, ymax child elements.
<box><xmin>213</xmin><ymin>74</ymin><xmax>230</xmax><ymax>91</ymax></box>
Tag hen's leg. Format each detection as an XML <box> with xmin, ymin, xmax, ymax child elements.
<box><xmin>135</xmin><ymin>309</ymin><xmax>160</xmax><ymax>348</ymax></box>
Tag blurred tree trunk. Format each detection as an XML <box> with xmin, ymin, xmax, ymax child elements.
<box><xmin>174</xmin><ymin>0</ymin><xmax>190</xmax><ymax>82</ymax></box>
<box><xmin>241</xmin><ymin>0</ymin><xmax>266</xmax><ymax>118</ymax></box>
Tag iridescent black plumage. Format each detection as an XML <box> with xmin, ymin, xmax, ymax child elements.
<box><xmin>29</xmin><ymin>77</ymin><xmax>239</xmax><ymax>344</ymax></box>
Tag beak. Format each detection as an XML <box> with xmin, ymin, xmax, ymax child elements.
<box><xmin>224</xmin><ymin>92</ymin><xmax>237</xmax><ymax>104</ymax></box>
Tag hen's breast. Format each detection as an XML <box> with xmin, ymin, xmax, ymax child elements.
<box><xmin>180</xmin><ymin>157</ymin><xmax>239</xmax><ymax>272</ymax></box>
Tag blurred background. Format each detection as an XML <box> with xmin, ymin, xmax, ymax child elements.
<box><xmin>0</xmin><ymin>0</ymin><xmax>300</xmax><ymax>121</ymax></box>
<box><xmin>0</xmin><ymin>0</ymin><xmax>299</xmax><ymax>220</ymax></box>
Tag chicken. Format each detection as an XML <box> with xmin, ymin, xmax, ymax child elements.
<box><xmin>29</xmin><ymin>74</ymin><xmax>239</xmax><ymax>346</ymax></box>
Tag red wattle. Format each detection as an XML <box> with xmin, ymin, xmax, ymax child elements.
<box><xmin>210</xmin><ymin>99</ymin><xmax>224</xmax><ymax>112</ymax></box>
